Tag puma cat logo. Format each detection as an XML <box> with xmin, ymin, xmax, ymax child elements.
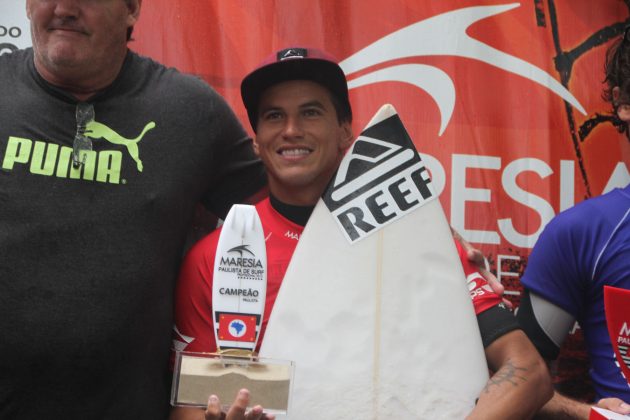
<box><xmin>85</xmin><ymin>121</ymin><xmax>156</xmax><ymax>172</ymax></box>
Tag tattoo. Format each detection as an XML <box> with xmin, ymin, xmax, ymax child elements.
<box><xmin>482</xmin><ymin>360</ymin><xmax>528</xmax><ymax>393</ymax></box>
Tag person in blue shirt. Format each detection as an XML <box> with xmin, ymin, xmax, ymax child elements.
<box><xmin>517</xmin><ymin>26</ymin><xmax>630</xmax><ymax>419</ymax></box>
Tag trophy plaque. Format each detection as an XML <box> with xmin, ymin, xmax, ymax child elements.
<box><xmin>171</xmin><ymin>205</ymin><xmax>294</xmax><ymax>414</ymax></box>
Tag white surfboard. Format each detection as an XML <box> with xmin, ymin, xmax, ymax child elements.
<box><xmin>212</xmin><ymin>204</ymin><xmax>267</xmax><ymax>352</ymax></box>
<box><xmin>260</xmin><ymin>105</ymin><xmax>489</xmax><ymax>418</ymax></box>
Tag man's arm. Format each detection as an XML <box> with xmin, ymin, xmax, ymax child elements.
<box><xmin>534</xmin><ymin>392</ymin><xmax>594</xmax><ymax>419</ymax></box>
<box><xmin>534</xmin><ymin>392</ymin><xmax>630</xmax><ymax>419</ymax></box>
<box><xmin>456</xmin><ymin>240</ymin><xmax>551</xmax><ymax>417</ymax></box>
<box><xmin>516</xmin><ymin>290</ymin><xmax>588</xmax><ymax>419</ymax></box>
<box><xmin>517</xmin><ymin>291</ymin><xmax>630</xmax><ymax>419</ymax></box>
<box><xmin>468</xmin><ymin>329</ymin><xmax>553</xmax><ymax>419</ymax></box>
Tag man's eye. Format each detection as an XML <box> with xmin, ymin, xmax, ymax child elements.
<box><xmin>303</xmin><ymin>108</ymin><xmax>321</xmax><ymax>117</ymax></box>
<box><xmin>263</xmin><ymin>111</ymin><xmax>282</xmax><ymax>120</ymax></box>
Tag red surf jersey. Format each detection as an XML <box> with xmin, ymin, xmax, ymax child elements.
<box><xmin>172</xmin><ymin>199</ymin><xmax>501</xmax><ymax>357</ymax></box>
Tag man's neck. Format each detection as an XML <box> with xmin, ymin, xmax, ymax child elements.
<box><xmin>269</xmin><ymin>195</ymin><xmax>315</xmax><ymax>227</ymax></box>
<box><xmin>267</xmin><ymin>180</ymin><xmax>325</xmax><ymax>208</ymax></box>
<box><xmin>33</xmin><ymin>49</ymin><xmax>128</xmax><ymax>101</ymax></box>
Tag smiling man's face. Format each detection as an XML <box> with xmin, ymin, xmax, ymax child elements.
<box><xmin>254</xmin><ymin>79</ymin><xmax>353</xmax><ymax>206</ymax></box>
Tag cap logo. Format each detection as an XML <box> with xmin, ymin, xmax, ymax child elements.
<box><xmin>277</xmin><ymin>48</ymin><xmax>307</xmax><ymax>61</ymax></box>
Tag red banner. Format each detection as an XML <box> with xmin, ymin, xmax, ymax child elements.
<box><xmin>131</xmin><ymin>3</ymin><xmax>629</xmax><ymax>399</ymax></box>
<box><xmin>133</xmin><ymin>1</ymin><xmax>629</xmax><ymax>297</ymax></box>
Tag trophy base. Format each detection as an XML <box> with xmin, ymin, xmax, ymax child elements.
<box><xmin>171</xmin><ymin>351</ymin><xmax>294</xmax><ymax>414</ymax></box>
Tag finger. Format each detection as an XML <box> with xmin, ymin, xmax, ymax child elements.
<box><xmin>465</xmin><ymin>245</ymin><xmax>505</xmax><ymax>296</ymax></box>
<box><xmin>205</xmin><ymin>395</ymin><xmax>224</xmax><ymax>420</ymax></box>
<box><xmin>596</xmin><ymin>397</ymin><xmax>630</xmax><ymax>414</ymax></box>
<box><xmin>452</xmin><ymin>227</ymin><xmax>512</xmax><ymax>308</ymax></box>
<box><xmin>452</xmin><ymin>227</ymin><xmax>490</xmax><ymax>276</ymax></box>
<box><xmin>452</xmin><ymin>228</ymin><xmax>493</xmax><ymax>278</ymax></box>
<box><xmin>477</xmin><ymin>264</ymin><xmax>512</xmax><ymax>309</ymax></box>
<box><xmin>465</xmin><ymin>244</ymin><xmax>484</xmax><ymax>266</ymax></box>
<box><xmin>254</xmin><ymin>409</ymin><xmax>275</xmax><ymax>420</ymax></box>
<box><xmin>450</xmin><ymin>226</ymin><xmax>462</xmax><ymax>242</ymax></box>
<box><xmin>465</xmin><ymin>246</ymin><xmax>504</xmax><ymax>296</ymax></box>
<box><xmin>225</xmin><ymin>389</ymin><xmax>249</xmax><ymax>420</ymax></box>
<box><xmin>477</xmin><ymin>264</ymin><xmax>504</xmax><ymax>295</ymax></box>
<box><xmin>452</xmin><ymin>228</ymin><xmax>479</xmax><ymax>265</ymax></box>
<box><xmin>451</xmin><ymin>228</ymin><xmax>476</xmax><ymax>260</ymax></box>
<box><xmin>245</xmin><ymin>405</ymin><xmax>264</xmax><ymax>420</ymax></box>
<box><xmin>478</xmin><ymin>266</ymin><xmax>512</xmax><ymax>309</ymax></box>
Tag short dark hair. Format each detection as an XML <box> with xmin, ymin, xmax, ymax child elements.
<box><xmin>326</xmin><ymin>87</ymin><xmax>353</xmax><ymax>126</ymax></box>
<box><xmin>603</xmin><ymin>26</ymin><xmax>630</xmax><ymax>136</ymax></box>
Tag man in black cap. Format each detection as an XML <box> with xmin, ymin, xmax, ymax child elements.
<box><xmin>171</xmin><ymin>47</ymin><xmax>552</xmax><ymax>419</ymax></box>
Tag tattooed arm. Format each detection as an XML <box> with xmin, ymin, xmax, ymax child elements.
<box><xmin>467</xmin><ymin>330</ymin><xmax>553</xmax><ymax>420</ymax></box>
<box><xmin>533</xmin><ymin>392</ymin><xmax>630</xmax><ymax>419</ymax></box>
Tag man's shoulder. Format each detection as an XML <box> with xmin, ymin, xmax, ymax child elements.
<box><xmin>126</xmin><ymin>50</ymin><xmax>218</xmax><ymax>98</ymax></box>
<box><xmin>0</xmin><ymin>48</ymin><xmax>31</xmax><ymax>69</ymax></box>
<box><xmin>583</xmin><ymin>185</ymin><xmax>630</xmax><ymax>210</ymax></box>
<box><xmin>548</xmin><ymin>187</ymin><xmax>629</xmax><ymax>234</ymax></box>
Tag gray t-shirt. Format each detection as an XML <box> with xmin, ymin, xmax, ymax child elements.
<box><xmin>0</xmin><ymin>48</ymin><xmax>265</xmax><ymax>419</ymax></box>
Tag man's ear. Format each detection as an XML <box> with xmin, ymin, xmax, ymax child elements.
<box><xmin>613</xmin><ymin>86</ymin><xmax>630</xmax><ymax>124</ymax></box>
<box><xmin>339</xmin><ymin>122</ymin><xmax>354</xmax><ymax>151</ymax></box>
<box><xmin>252</xmin><ymin>137</ymin><xmax>260</xmax><ymax>156</ymax></box>
<box><xmin>613</xmin><ymin>86</ymin><xmax>621</xmax><ymax>104</ymax></box>
<box><xmin>127</xmin><ymin>0</ymin><xmax>142</xmax><ymax>27</ymax></box>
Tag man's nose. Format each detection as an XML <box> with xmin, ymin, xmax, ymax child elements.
<box><xmin>282</xmin><ymin>115</ymin><xmax>304</xmax><ymax>138</ymax></box>
<box><xmin>53</xmin><ymin>0</ymin><xmax>82</xmax><ymax>19</ymax></box>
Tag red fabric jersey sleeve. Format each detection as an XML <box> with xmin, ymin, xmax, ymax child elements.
<box><xmin>455</xmin><ymin>241</ymin><xmax>503</xmax><ymax>315</ymax></box>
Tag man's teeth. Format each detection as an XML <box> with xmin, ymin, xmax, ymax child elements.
<box><xmin>281</xmin><ymin>148</ymin><xmax>311</xmax><ymax>156</ymax></box>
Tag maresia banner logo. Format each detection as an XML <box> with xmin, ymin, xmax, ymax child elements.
<box><xmin>322</xmin><ymin>104</ymin><xmax>436</xmax><ymax>243</ymax></box>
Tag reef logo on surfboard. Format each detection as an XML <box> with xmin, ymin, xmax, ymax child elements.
<box><xmin>322</xmin><ymin>107</ymin><xmax>436</xmax><ymax>243</ymax></box>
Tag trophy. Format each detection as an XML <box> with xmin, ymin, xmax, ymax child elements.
<box><xmin>171</xmin><ymin>205</ymin><xmax>294</xmax><ymax>414</ymax></box>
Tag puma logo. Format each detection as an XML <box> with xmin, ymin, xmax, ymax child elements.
<box><xmin>85</xmin><ymin>121</ymin><xmax>156</xmax><ymax>172</ymax></box>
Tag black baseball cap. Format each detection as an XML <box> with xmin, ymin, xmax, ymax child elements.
<box><xmin>241</xmin><ymin>47</ymin><xmax>352</xmax><ymax>132</ymax></box>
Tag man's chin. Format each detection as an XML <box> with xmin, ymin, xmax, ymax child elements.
<box><xmin>41</xmin><ymin>49</ymin><xmax>88</xmax><ymax>71</ymax></box>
